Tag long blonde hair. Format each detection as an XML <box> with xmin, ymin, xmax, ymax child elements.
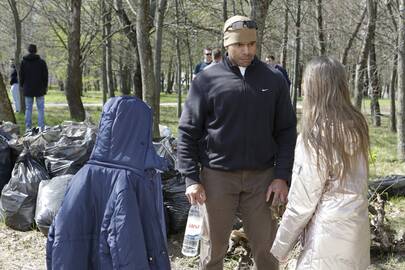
<box><xmin>301</xmin><ymin>56</ymin><xmax>369</xmax><ymax>182</ymax></box>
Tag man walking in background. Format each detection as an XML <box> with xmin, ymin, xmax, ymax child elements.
<box><xmin>178</xmin><ymin>15</ymin><xmax>297</xmax><ymax>270</ymax></box>
<box><xmin>19</xmin><ymin>44</ymin><xmax>48</xmax><ymax>131</ymax></box>
<box><xmin>204</xmin><ymin>48</ymin><xmax>222</xmax><ymax>70</ymax></box>
<box><xmin>193</xmin><ymin>47</ymin><xmax>212</xmax><ymax>79</ymax></box>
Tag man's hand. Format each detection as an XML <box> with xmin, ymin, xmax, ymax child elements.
<box><xmin>266</xmin><ymin>179</ymin><xmax>289</xmax><ymax>207</ymax></box>
<box><xmin>185</xmin><ymin>183</ymin><xmax>206</xmax><ymax>205</ymax></box>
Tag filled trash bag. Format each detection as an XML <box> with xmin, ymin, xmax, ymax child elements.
<box><xmin>153</xmin><ymin>136</ymin><xmax>178</xmax><ymax>180</ymax></box>
<box><xmin>0</xmin><ymin>150</ymin><xmax>50</xmax><ymax>231</ymax></box>
<box><xmin>369</xmin><ymin>175</ymin><xmax>405</xmax><ymax>197</ymax></box>
<box><xmin>162</xmin><ymin>174</ymin><xmax>190</xmax><ymax>234</ymax></box>
<box><xmin>35</xmin><ymin>174</ymin><xmax>73</xmax><ymax>235</ymax></box>
<box><xmin>0</xmin><ymin>121</ymin><xmax>19</xmax><ymax>140</ymax></box>
<box><xmin>44</xmin><ymin>122</ymin><xmax>97</xmax><ymax>177</ymax></box>
<box><xmin>0</xmin><ymin>135</ymin><xmax>12</xmax><ymax>192</ymax></box>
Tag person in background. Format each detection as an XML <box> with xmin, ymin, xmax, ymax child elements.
<box><xmin>204</xmin><ymin>48</ymin><xmax>222</xmax><ymax>70</ymax></box>
<box><xmin>266</xmin><ymin>54</ymin><xmax>291</xmax><ymax>89</ymax></box>
<box><xmin>193</xmin><ymin>47</ymin><xmax>212</xmax><ymax>79</ymax></box>
<box><xmin>9</xmin><ymin>60</ymin><xmax>20</xmax><ymax>113</ymax></box>
<box><xmin>19</xmin><ymin>44</ymin><xmax>48</xmax><ymax>131</ymax></box>
<box><xmin>270</xmin><ymin>56</ymin><xmax>370</xmax><ymax>269</ymax></box>
<box><xmin>178</xmin><ymin>15</ymin><xmax>297</xmax><ymax>270</ymax></box>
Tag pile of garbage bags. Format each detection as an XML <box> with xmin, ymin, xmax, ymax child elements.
<box><xmin>153</xmin><ymin>134</ymin><xmax>190</xmax><ymax>234</ymax></box>
<box><xmin>0</xmin><ymin>121</ymin><xmax>97</xmax><ymax>232</ymax></box>
<box><xmin>0</xmin><ymin>121</ymin><xmax>191</xmax><ymax>236</ymax></box>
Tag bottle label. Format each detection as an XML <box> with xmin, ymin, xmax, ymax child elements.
<box><xmin>185</xmin><ymin>216</ymin><xmax>202</xmax><ymax>236</ymax></box>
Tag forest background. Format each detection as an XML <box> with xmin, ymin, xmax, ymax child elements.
<box><xmin>0</xmin><ymin>0</ymin><xmax>404</xmax><ymax>269</ymax></box>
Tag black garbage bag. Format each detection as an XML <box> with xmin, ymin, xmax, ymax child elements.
<box><xmin>153</xmin><ymin>137</ymin><xmax>178</xmax><ymax>180</ymax></box>
<box><xmin>0</xmin><ymin>151</ymin><xmax>50</xmax><ymax>231</ymax></box>
<box><xmin>35</xmin><ymin>174</ymin><xmax>73</xmax><ymax>236</ymax></box>
<box><xmin>0</xmin><ymin>121</ymin><xmax>19</xmax><ymax>140</ymax></box>
<box><xmin>44</xmin><ymin>122</ymin><xmax>97</xmax><ymax>177</ymax></box>
<box><xmin>162</xmin><ymin>174</ymin><xmax>190</xmax><ymax>234</ymax></box>
<box><xmin>0</xmin><ymin>135</ymin><xmax>12</xmax><ymax>192</ymax></box>
<box><xmin>22</xmin><ymin>125</ymin><xmax>63</xmax><ymax>161</ymax></box>
<box><xmin>369</xmin><ymin>175</ymin><xmax>405</xmax><ymax>197</ymax></box>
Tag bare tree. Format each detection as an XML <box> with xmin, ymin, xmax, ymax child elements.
<box><xmin>292</xmin><ymin>0</ymin><xmax>302</xmax><ymax>111</ymax></box>
<box><xmin>249</xmin><ymin>0</ymin><xmax>271</xmax><ymax>59</ymax></box>
<box><xmin>105</xmin><ymin>4</ymin><xmax>115</xmax><ymax>98</ymax></box>
<box><xmin>154</xmin><ymin>0</ymin><xmax>168</xmax><ymax>125</ymax></box>
<box><xmin>367</xmin><ymin>0</ymin><xmax>380</xmax><ymax>126</ymax></box>
<box><xmin>280</xmin><ymin>0</ymin><xmax>289</xmax><ymax>68</ymax></box>
<box><xmin>7</xmin><ymin>0</ymin><xmax>36</xmax><ymax>113</ymax></box>
<box><xmin>315</xmin><ymin>0</ymin><xmax>326</xmax><ymax>55</ymax></box>
<box><xmin>133</xmin><ymin>0</ymin><xmax>159</xmax><ymax>138</ymax></box>
<box><xmin>388</xmin><ymin>1</ymin><xmax>398</xmax><ymax>132</ymax></box>
<box><xmin>175</xmin><ymin>0</ymin><xmax>182</xmax><ymax>118</ymax></box>
<box><xmin>65</xmin><ymin>0</ymin><xmax>85</xmax><ymax>121</ymax></box>
<box><xmin>398</xmin><ymin>0</ymin><xmax>405</xmax><ymax>160</ymax></box>
<box><xmin>354</xmin><ymin>0</ymin><xmax>376</xmax><ymax>110</ymax></box>
<box><xmin>341</xmin><ymin>8</ymin><xmax>366</xmax><ymax>66</ymax></box>
<box><xmin>100</xmin><ymin>0</ymin><xmax>108</xmax><ymax>104</ymax></box>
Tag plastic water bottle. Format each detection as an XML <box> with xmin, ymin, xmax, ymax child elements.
<box><xmin>181</xmin><ymin>204</ymin><xmax>203</xmax><ymax>257</ymax></box>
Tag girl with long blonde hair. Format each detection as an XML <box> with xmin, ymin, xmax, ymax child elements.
<box><xmin>270</xmin><ymin>56</ymin><xmax>370</xmax><ymax>270</ymax></box>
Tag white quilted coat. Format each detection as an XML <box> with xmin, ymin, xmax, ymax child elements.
<box><xmin>271</xmin><ymin>135</ymin><xmax>370</xmax><ymax>270</ymax></box>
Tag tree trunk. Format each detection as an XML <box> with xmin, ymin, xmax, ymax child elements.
<box><xmin>101</xmin><ymin>0</ymin><xmax>108</xmax><ymax>104</ymax></box>
<box><xmin>175</xmin><ymin>0</ymin><xmax>182</xmax><ymax>118</ymax></box>
<box><xmin>388</xmin><ymin>0</ymin><xmax>399</xmax><ymax>133</ymax></box>
<box><xmin>184</xmin><ymin>31</ymin><xmax>193</xmax><ymax>90</ymax></box>
<box><xmin>134</xmin><ymin>0</ymin><xmax>159</xmax><ymax>138</ymax></box>
<box><xmin>223</xmin><ymin>0</ymin><xmax>228</xmax><ymax>22</ymax></box>
<box><xmin>341</xmin><ymin>8</ymin><xmax>366</xmax><ymax>66</ymax></box>
<box><xmin>249</xmin><ymin>0</ymin><xmax>271</xmax><ymax>59</ymax></box>
<box><xmin>368</xmin><ymin>42</ymin><xmax>381</xmax><ymax>126</ymax></box>
<box><xmin>8</xmin><ymin>0</ymin><xmax>25</xmax><ymax>113</ymax></box>
<box><xmin>105</xmin><ymin>7</ymin><xmax>115</xmax><ymax>98</ymax></box>
<box><xmin>66</xmin><ymin>0</ymin><xmax>85</xmax><ymax>121</ymax></box>
<box><xmin>113</xmin><ymin>0</ymin><xmax>142</xmax><ymax>98</ymax></box>
<box><xmin>166</xmin><ymin>56</ymin><xmax>174</xmax><ymax>94</ymax></box>
<box><xmin>397</xmin><ymin>0</ymin><xmax>405</xmax><ymax>160</ymax></box>
<box><xmin>315</xmin><ymin>0</ymin><xmax>326</xmax><ymax>55</ymax></box>
<box><xmin>390</xmin><ymin>55</ymin><xmax>398</xmax><ymax>133</ymax></box>
<box><xmin>280</xmin><ymin>0</ymin><xmax>289</xmax><ymax>68</ymax></box>
<box><xmin>354</xmin><ymin>0</ymin><xmax>375</xmax><ymax>110</ymax></box>
<box><xmin>154</xmin><ymin>0</ymin><xmax>168</xmax><ymax>126</ymax></box>
<box><xmin>0</xmin><ymin>71</ymin><xmax>16</xmax><ymax>123</ymax></box>
<box><xmin>292</xmin><ymin>0</ymin><xmax>302</xmax><ymax>112</ymax></box>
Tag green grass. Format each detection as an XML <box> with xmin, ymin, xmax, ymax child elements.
<box><xmin>367</xmin><ymin>116</ymin><xmax>405</xmax><ymax>179</ymax></box>
<box><xmin>43</xmin><ymin>89</ymin><xmax>186</xmax><ymax>104</ymax></box>
<box><xmin>160</xmin><ymin>92</ymin><xmax>187</xmax><ymax>103</ymax></box>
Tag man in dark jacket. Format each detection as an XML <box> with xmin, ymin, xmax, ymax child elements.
<box><xmin>19</xmin><ymin>44</ymin><xmax>48</xmax><ymax>131</ymax></box>
<box><xmin>178</xmin><ymin>15</ymin><xmax>297</xmax><ymax>270</ymax></box>
<box><xmin>266</xmin><ymin>54</ymin><xmax>291</xmax><ymax>89</ymax></box>
<box><xmin>193</xmin><ymin>47</ymin><xmax>212</xmax><ymax>79</ymax></box>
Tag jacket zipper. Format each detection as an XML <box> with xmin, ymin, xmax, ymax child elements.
<box><xmin>242</xmin><ymin>76</ymin><xmax>247</xmax><ymax>166</ymax></box>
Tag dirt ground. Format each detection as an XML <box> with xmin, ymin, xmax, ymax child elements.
<box><xmin>0</xmin><ymin>222</ymin><xmax>404</xmax><ymax>270</ymax></box>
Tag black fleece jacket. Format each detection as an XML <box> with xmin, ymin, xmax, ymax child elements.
<box><xmin>178</xmin><ymin>56</ymin><xmax>297</xmax><ymax>187</ymax></box>
<box><xmin>19</xmin><ymin>53</ymin><xmax>48</xmax><ymax>97</ymax></box>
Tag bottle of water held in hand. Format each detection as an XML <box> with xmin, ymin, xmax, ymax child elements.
<box><xmin>181</xmin><ymin>204</ymin><xmax>203</xmax><ymax>257</ymax></box>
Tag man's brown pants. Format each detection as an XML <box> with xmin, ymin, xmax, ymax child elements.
<box><xmin>199</xmin><ymin>167</ymin><xmax>279</xmax><ymax>270</ymax></box>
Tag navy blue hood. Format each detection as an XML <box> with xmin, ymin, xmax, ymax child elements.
<box><xmin>90</xmin><ymin>96</ymin><xmax>166</xmax><ymax>172</ymax></box>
